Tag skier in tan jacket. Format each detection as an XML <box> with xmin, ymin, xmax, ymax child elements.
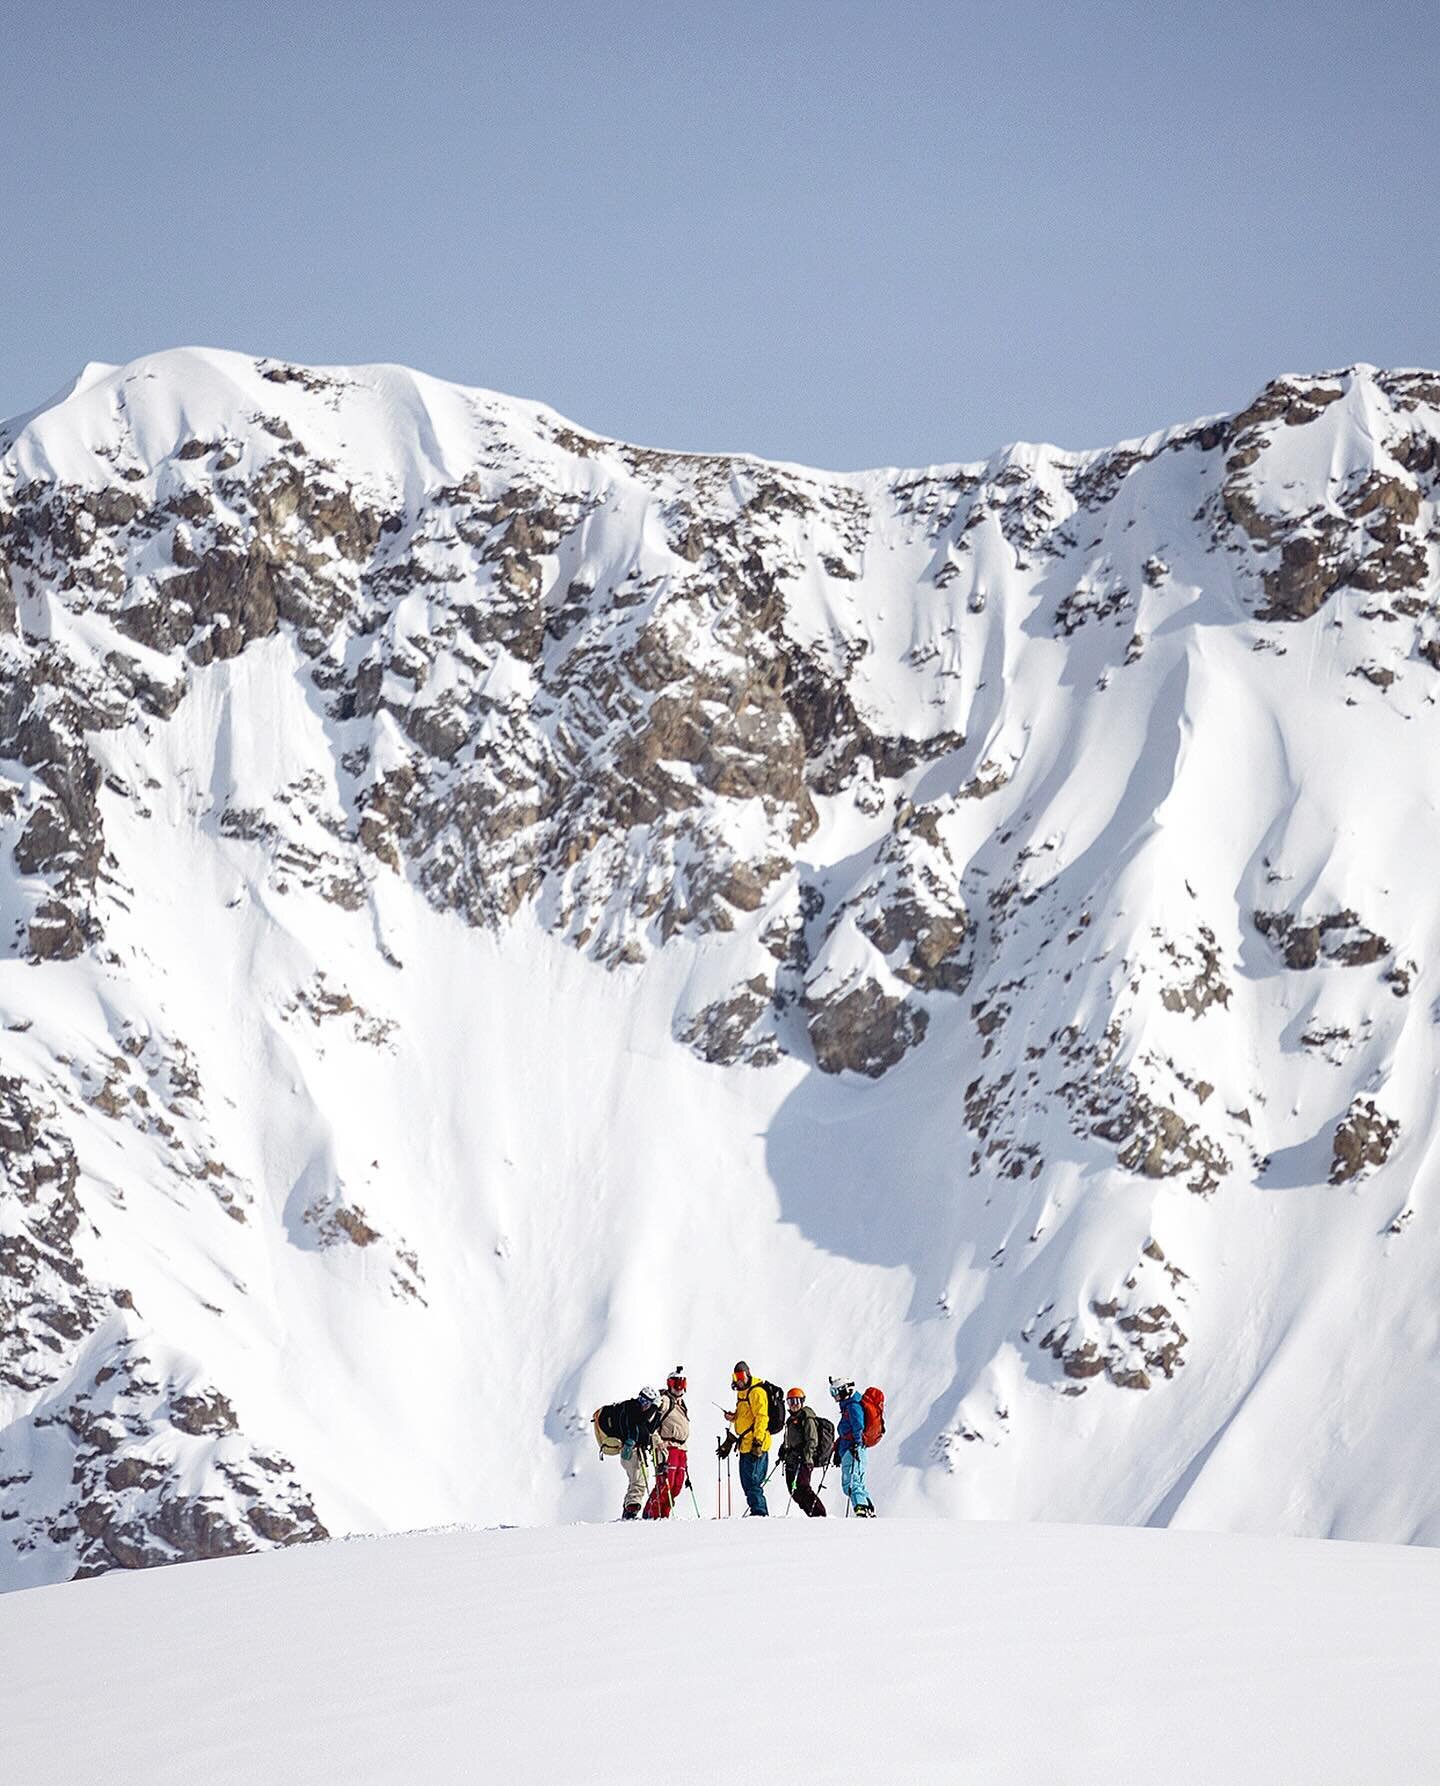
<box><xmin>642</xmin><ymin>1367</ymin><xmax>690</xmax><ymax>1518</ymax></box>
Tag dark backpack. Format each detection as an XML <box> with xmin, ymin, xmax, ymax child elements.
<box><xmin>759</xmin><ymin>1380</ymin><xmax>786</xmax><ymax>1439</ymax></box>
<box><xmin>597</xmin><ymin>1399</ymin><xmax>651</xmax><ymax>1448</ymax></box>
<box><xmin>812</xmin><ymin>1413</ymin><xmax>836</xmax><ymax>1466</ymax></box>
<box><xmin>860</xmin><ymin>1386</ymin><xmax>886</xmax><ymax>1448</ymax></box>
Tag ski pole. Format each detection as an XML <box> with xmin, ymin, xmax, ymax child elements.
<box><xmin>688</xmin><ymin>1472</ymin><xmax>702</xmax><ymax>1520</ymax></box>
<box><xmin>716</xmin><ymin>1452</ymin><xmax>722</xmax><ymax>1519</ymax></box>
<box><xmin>816</xmin><ymin>1442</ymin><xmax>836</xmax><ymax>1515</ymax></box>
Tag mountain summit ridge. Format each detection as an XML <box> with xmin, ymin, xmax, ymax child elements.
<box><xmin>2</xmin><ymin>350</ymin><xmax>1439</xmax><ymax>1586</ymax></box>
<box><xmin>3</xmin><ymin>343</ymin><xmax>1244</xmax><ymax>473</ymax></box>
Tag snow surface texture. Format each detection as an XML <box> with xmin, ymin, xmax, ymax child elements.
<box><xmin>4</xmin><ymin>1521</ymin><xmax>1439</xmax><ymax>1786</ymax></box>
<box><xmin>3</xmin><ymin>350</ymin><xmax>1440</xmax><ymax>1587</ymax></box>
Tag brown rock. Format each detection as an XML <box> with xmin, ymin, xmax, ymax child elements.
<box><xmin>1330</xmin><ymin>1099</ymin><xmax>1398</xmax><ymax>1184</ymax></box>
<box><xmin>805</xmin><ymin>975</ymin><xmax>929</xmax><ymax>1077</ymax></box>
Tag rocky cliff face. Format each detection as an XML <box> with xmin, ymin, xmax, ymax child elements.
<box><xmin>3</xmin><ymin>352</ymin><xmax>1440</xmax><ymax>1584</ymax></box>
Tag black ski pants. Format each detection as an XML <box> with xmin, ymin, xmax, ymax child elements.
<box><xmin>785</xmin><ymin>1461</ymin><xmax>827</xmax><ymax>1516</ymax></box>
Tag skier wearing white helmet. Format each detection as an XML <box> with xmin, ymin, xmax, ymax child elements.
<box><xmin>829</xmin><ymin>1375</ymin><xmax>876</xmax><ymax>1517</ymax></box>
<box><xmin>592</xmin><ymin>1384</ymin><xmax>664</xmax><ymax>1519</ymax></box>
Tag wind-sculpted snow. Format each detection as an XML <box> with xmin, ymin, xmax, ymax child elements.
<box><xmin>2</xmin><ymin>349</ymin><xmax>1439</xmax><ymax>1586</ymax></box>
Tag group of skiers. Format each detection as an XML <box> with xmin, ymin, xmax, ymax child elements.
<box><xmin>592</xmin><ymin>1361</ymin><xmax>882</xmax><ymax>1521</ymax></box>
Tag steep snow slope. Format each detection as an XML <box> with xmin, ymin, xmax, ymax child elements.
<box><xmin>4</xmin><ymin>1522</ymin><xmax>1439</xmax><ymax>1786</ymax></box>
<box><xmin>3</xmin><ymin>351</ymin><xmax>1440</xmax><ymax>1586</ymax></box>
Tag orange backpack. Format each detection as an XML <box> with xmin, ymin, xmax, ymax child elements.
<box><xmin>860</xmin><ymin>1386</ymin><xmax>886</xmax><ymax>1448</ymax></box>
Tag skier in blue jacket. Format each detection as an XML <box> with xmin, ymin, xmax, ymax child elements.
<box><xmin>829</xmin><ymin>1376</ymin><xmax>875</xmax><ymax>1517</ymax></box>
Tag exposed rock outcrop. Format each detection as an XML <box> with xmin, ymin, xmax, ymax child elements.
<box><xmin>1330</xmin><ymin>1099</ymin><xmax>1399</xmax><ymax>1185</ymax></box>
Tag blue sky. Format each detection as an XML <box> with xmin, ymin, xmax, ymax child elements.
<box><xmin>2</xmin><ymin>1</ymin><xmax>1435</xmax><ymax>467</ymax></box>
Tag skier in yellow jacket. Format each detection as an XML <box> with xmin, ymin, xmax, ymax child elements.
<box><xmin>717</xmin><ymin>1360</ymin><xmax>771</xmax><ymax>1516</ymax></box>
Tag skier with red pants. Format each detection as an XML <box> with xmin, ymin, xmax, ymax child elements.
<box><xmin>643</xmin><ymin>1368</ymin><xmax>690</xmax><ymax>1518</ymax></box>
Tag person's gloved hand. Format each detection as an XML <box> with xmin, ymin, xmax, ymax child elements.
<box><xmin>621</xmin><ymin>1440</ymin><xmax>635</xmax><ymax>1461</ymax></box>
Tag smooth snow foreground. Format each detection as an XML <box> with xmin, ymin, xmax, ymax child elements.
<box><xmin>3</xmin><ymin>1521</ymin><xmax>1438</xmax><ymax>1786</ymax></box>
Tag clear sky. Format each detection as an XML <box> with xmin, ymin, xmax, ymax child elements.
<box><xmin>3</xmin><ymin>1</ymin><xmax>1435</xmax><ymax>469</ymax></box>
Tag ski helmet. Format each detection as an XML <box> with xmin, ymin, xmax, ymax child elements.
<box><xmin>732</xmin><ymin>1361</ymin><xmax>751</xmax><ymax>1387</ymax></box>
<box><xmin>786</xmin><ymin>1387</ymin><xmax>806</xmax><ymax>1409</ymax></box>
<box><xmin>828</xmin><ymin>1375</ymin><xmax>854</xmax><ymax>1400</ymax></box>
<box><xmin>638</xmin><ymin>1384</ymin><xmax>660</xmax><ymax>1406</ymax></box>
<box><xmin>667</xmin><ymin>1366</ymin><xmax>687</xmax><ymax>1393</ymax></box>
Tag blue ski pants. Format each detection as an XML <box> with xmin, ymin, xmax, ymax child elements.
<box><xmin>738</xmin><ymin>1450</ymin><xmax>770</xmax><ymax>1516</ymax></box>
<box><xmin>840</xmin><ymin>1444</ymin><xmax>870</xmax><ymax>1511</ymax></box>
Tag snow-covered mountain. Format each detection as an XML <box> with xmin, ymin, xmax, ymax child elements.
<box><xmin>3</xmin><ymin>348</ymin><xmax>1440</xmax><ymax>1588</ymax></box>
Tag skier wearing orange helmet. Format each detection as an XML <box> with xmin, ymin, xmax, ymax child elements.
<box><xmin>779</xmin><ymin>1387</ymin><xmax>831</xmax><ymax>1516</ymax></box>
